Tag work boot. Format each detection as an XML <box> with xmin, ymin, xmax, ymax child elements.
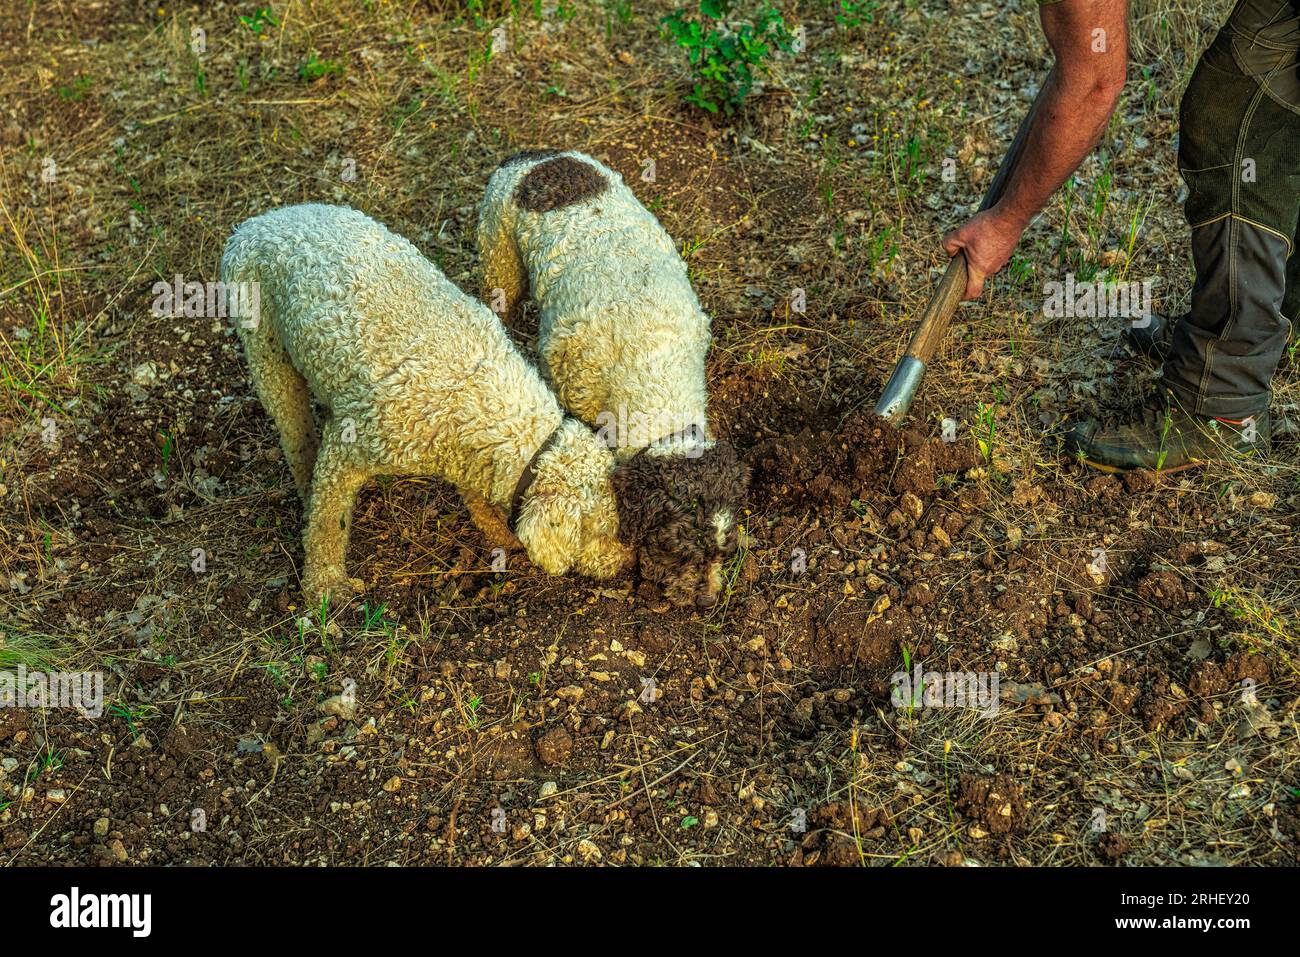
<box><xmin>1120</xmin><ymin>313</ymin><xmax>1182</xmax><ymax>364</ymax></box>
<box><xmin>1060</xmin><ymin>389</ymin><xmax>1270</xmax><ymax>473</ymax></box>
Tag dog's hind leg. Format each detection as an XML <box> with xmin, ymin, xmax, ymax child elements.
<box><xmin>301</xmin><ymin>421</ymin><xmax>369</xmax><ymax>607</ymax></box>
<box><xmin>243</xmin><ymin>332</ymin><xmax>319</xmax><ymax>505</ymax></box>
<box><xmin>476</xmin><ymin>193</ymin><xmax>528</xmax><ymax>327</ymax></box>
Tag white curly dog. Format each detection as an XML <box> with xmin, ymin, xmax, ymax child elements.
<box><xmin>478</xmin><ymin>151</ymin><xmax>749</xmax><ymax>607</ymax></box>
<box><xmin>222</xmin><ymin>203</ymin><xmax>628</xmax><ymax>606</ymax></box>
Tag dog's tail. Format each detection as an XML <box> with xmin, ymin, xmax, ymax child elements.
<box><xmin>220</xmin><ymin>219</ymin><xmax>319</xmax><ymax>505</ymax></box>
<box><xmin>218</xmin><ymin>221</ymin><xmax>268</xmax><ymax>339</ymax></box>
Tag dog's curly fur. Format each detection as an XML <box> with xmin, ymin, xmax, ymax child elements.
<box><xmin>478</xmin><ymin>151</ymin><xmax>749</xmax><ymax>606</ymax></box>
<box><xmin>222</xmin><ymin>203</ymin><xmax>628</xmax><ymax>606</ymax></box>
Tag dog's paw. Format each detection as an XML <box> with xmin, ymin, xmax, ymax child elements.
<box><xmin>303</xmin><ymin>571</ymin><xmax>365</xmax><ymax>608</ymax></box>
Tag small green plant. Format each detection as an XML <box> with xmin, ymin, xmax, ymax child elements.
<box><xmin>158</xmin><ymin>429</ymin><xmax>174</xmax><ymax>475</ymax></box>
<box><xmin>299</xmin><ymin>53</ymin><xmax>343</xmax><ymax>82</ymax></box>
<box><xmin>1006</xmin><ymin>253</ymin><xmax>1034</xmax><ymax>288</ymax></box>
<box><xmin>1209</xmin><ymin>587</ymin><xmax>1297</xmax><ymax>673</ymax></box>
<box><xmin>108</xmin><ymin>702</ymin><xmax>145</xmax><ymax>741</ymax></box>
<box><xmin>605</xmin><ymin>0</ymin><xmax>635</xmax><ymax>37</ymax></box>
<box><xmin>975</xmin><ymin>402</ymin><xmax>996</xmax><ymax>464</ymax></box>
<box><xmin>24</xmin><ymin>747</ymin><xmax>62</xmax><ymax>784</ymax></box>
<box><xmin>744</xmin><ymin>346</ymin><xmax>787</xmax><ymax>375</ymax></box>
<box><xmin>1154</xmin><ymin>405</ymin><xmax>1173</xmax><ymax>470</ymax></box>
<box><xmin>463</xmin><ymin>693</ymin><xmax>483</xmax><ymax>729</ymax></box>
<box><xmin>239</xmin><ymin>7</ymin><xmax>279</xmax><ymax>34</ymax></box>
<box><xmin>941</xmin><ymin>739</ymin><xmax>963</xmax><ymax>853</ymax></box>
<box><xmin>1140</xmin><ymin>65</ymin><xmax>1158</xmax><ymax>109</ymax></box>
<box><xmin>900</xmin><ymin>646</ymin><xmax>921</xmax><ymax>719</ymax></box>
<box><xmin>38</xmin><ymin>746</ymin><xmax>64</xmax><ymax>778</ymax></box>
<box><xmin>57</xmin><ymin>75</ymin><xmax>93</xmax><ymax>101</ymax></box>
<box><xmin>360</xmin><ymin>601</ymin><xmax>394</xmax><ymax>637</ymax></box>
<box><xmin>1121</xmin><ymin>192</ymin><xmax>1155</xmax><ymax>276</ymax></box>
<box><xmin>661</xmin><ymin>0</ymin><xmax>794</xmax><ymax>116</ymax></box>
<box><xmin>315</xmin><ymin>592</ymin><xmax>334</xmax><ymax>652</ymax></box>
<box><xmin>719</xmin><ymin>537</ymin><xmax>749</xmax><ymax>605</ymax></box>
<box><xmin>1057</xmin><ymin>176</ymin><xmax>1076</xmax><ymax>270</ymax></box>
<box><xmin>832</xmin><ymin>0</ymin><xmax>878</xmax><ymax>28</ymax></box>
<box><xmin>867</xmin><ymin>224</ymin><xmax>899</xmax><ymax>277</ymax></box>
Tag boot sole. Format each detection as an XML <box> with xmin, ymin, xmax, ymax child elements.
<box><xmin>1077</xmin><ymin>455</ymin><xmax>1205</xmax><ymax>475</ymax></box>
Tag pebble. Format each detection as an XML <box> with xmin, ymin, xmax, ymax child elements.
<box><xmin>990</xmin><ymin>633</ymin><xmax>1018</xmax><ymax>653</ymax></box>
<box><xmin>900</xmin><ymin>491</ymin><xmax>924</xmax><ymax>520</ymax></box>
<box><xmin>1247</xmin><ymin>491</ymin><xmax>1276</xmax><ymax>509</ymax></box>
<box><xmin>319</xmin><ymin>694</ymin><xmax>358</xmax><ymax>720</ymax></box>
<box><xmin>131</xmin><ymin>361</ymin><xmax>159</xmax><ymax>386</ymax></box>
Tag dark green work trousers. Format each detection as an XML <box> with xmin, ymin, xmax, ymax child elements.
<box><xmin>1165</xmin><ymin>0</ymin><xmax>1300</xmax><ymax>417</ymax></box>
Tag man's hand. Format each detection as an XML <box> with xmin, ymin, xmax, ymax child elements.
<box><xmin>942</xmin><ymin>206</ymin><xmax>1027</xmax><ymax>300</ymax></box>
<box><xmin>943</xmin><ymin>0</ymin><xmax>1127</xmax><ymax>300</ymax></box>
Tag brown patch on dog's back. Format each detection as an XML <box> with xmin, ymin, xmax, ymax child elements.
<box><xmin>515</xmin><ymin>156</ymin><xmax>607</xmax><ymax>212</ymax></box>
<box><xmin>499</xmin><ymin>148</ymin><xmax>563</xmax><ymax>168</ymax></box>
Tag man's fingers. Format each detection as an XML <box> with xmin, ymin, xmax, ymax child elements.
<box><xmin>963</xmin><ymin>261</ymin><xmax>985</xmax><ymax>301</ymax></box>
<box><xmin>943</xmin><ymin>237</ymin><xmax>983</xmax><ymax>300</ymax></box>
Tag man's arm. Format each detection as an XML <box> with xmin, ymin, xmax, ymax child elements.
<box><xmin>943</xmin><ymin>0</ymin><xmax>1128</xmax><ymax>300</ymax></box>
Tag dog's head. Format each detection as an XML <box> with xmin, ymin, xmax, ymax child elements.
<box><xmin>514</xmin><ymin>420</ymin><xmax>632</xmax><ymax>579</ymax></box>
<box><xmin>612</xmin><ymin>439</ymin><xmax>750</xmax><ymax>608</ymax></box>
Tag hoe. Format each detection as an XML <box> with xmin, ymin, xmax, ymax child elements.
<box><xmin>874</xmin><ymin>84</ymin><xmax>1048</xmax><ymax>423</ymax></box>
